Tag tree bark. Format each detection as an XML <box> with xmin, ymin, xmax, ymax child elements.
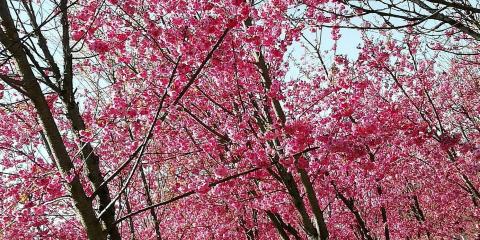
<box><xmin>0</xmin><ymin>1</ymin><xmax>106</xmax><ymax>239</ymax></box>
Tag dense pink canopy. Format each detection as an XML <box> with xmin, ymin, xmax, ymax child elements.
<box><xmin>0</xmin><ymin>0</ymin><xmax>479</xmax><ymax>239</ymax></box>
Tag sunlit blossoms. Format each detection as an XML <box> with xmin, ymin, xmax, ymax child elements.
<box><xmin>1</xmin><ymin>0</ymin><xmax>480</xmax><ymax>239</ymax></box>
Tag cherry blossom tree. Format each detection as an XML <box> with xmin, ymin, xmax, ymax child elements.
<box><xmin>0</xmin><ymin>0</ymin><xmax>479</xmax><ymax>239</ymax></box>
